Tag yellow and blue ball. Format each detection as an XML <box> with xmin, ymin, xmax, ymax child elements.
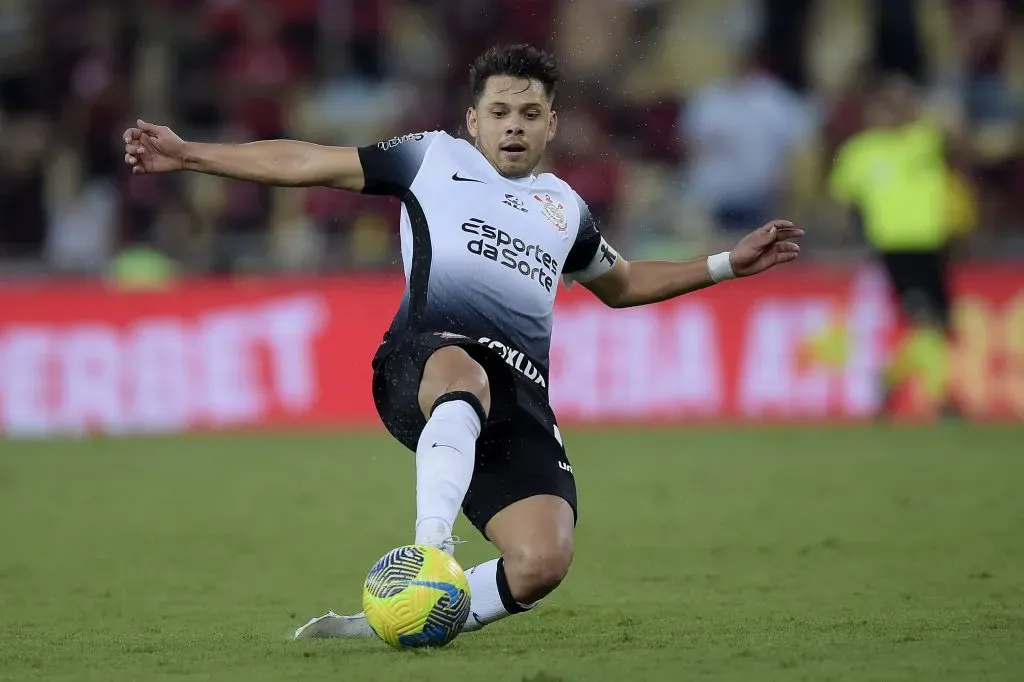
<box><xmin>362</xmin><ymin>544</ymin><xmax>471</xmax><ymax>648</ymax></box>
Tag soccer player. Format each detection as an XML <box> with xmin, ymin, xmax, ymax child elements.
<box><xmin>829</xmin><ymin>74</ymin><xmax>964</xmax><ymax>419</ymax></box>
<box><xmin>123</xmin><ymin>44</ymin><xmax>803</xmax><ymax>637</ymax></box>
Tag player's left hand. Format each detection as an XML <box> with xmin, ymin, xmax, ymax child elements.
<box><xmin>730</xmin><ymin>220</ymin><xmax>804</xmax><ymax>277</ymax></box>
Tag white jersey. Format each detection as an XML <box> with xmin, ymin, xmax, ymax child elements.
<box><xmin>358</xmin><ymin>131</ymin><xmax>616</xmax><ymax>393</ymax></box>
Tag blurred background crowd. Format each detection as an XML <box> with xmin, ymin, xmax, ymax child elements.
<box><xmin>0</xmin><ymin>0</ymin><xmax>1022</xmax><ymax>280</ymax></box>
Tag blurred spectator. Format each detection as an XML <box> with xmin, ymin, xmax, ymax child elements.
<box><xmin>0</xmin><ymin>0</ymin><xmax>49</xmax><ymax>261</ymax></box>
<box><xmin>0</xmin><ymin>115</ymin><xmax>50</xmax><ymax>259</ymax></box>
<box><xmin>951</xmin><ymin>0</ymin><xmax>1024</xmax><ymax>233</ymax></box>
<box><xmin>0</xmin><ymin>0</ymin><xmax>1023</xmax><ymax>278</ymax></box>
<box><xmin>216</xmin><ymin>1</ymin><xmax>305</xmax><ymax>140</ymax></box>
<box><xmin>870</xmin><ymin>0</ymin><xmax>926</xmax><ymax>84</ymax></box>
<box><xmin>549</xmin><ymin>107</ymin><xmax>626</xmax><ymax>238</ymax></box>
<box><xmin>680</xmin><ymin>48</ymin><xmax>815</xmax><ymax>232</ymax></box>
<box><xmin>953</xmin><ymin>0</ymin><xmax>1020</xmax><ymax>123</ymax></box>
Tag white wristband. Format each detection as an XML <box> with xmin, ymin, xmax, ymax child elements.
<box><xmin>707</xmin><ymin>251</ymin><xmax>735</xmax><ymax>283</ymax></box>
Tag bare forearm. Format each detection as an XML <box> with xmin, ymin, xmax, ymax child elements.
<box><xmin>612</xmin><ymin>258</ymin><xmax>715</xmax><ymax>308</ymax></box>
<box><xmin>182</xmin><ymin>140</ymin><xmax>362</xmax><ymax>189</ymax></box>
<box><xmin>584</xmin><ymin>220</ymin><xmax>800</xmax><ymax>309</ymax></box>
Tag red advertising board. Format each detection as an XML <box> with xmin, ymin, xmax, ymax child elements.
<box><xmin>0</xmin><ymin>265</ymin><xmax>1021</xmax><ymax>436</ymax></box>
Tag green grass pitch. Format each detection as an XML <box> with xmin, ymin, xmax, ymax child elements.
<box><xmin>1</xmin><ymin>425</ymin><xmax>1022</xmax><ymax>681</ymax></box>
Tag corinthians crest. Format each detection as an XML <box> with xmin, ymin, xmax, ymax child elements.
<box><xmin>533</xmin><ymin>194</ymin><xmax>568</xmax><ymax>232</ymax></box>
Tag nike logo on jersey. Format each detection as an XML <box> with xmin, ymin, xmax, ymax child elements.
<box><xmin>452</xmin><ymin>172</ymin><xmax>485</xmax><ymax>184</ymax></box>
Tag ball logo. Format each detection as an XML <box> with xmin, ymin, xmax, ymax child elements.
<box><xmin>365</xmin><ymin>546</ymin><xmax>426</xmax><ymax>599</ymax></box>
<box><xmin>533</xmin><ymin>194</ymin><xmax>567</xmax><ymax>232</ymax></box>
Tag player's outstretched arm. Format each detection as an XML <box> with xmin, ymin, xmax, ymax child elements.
<box><xmin>582</xmin><ymin>220</ymin><xmax>804</xmax><ymax>309</ymax></box>
<box><xmin>122</xmin><ymin>120</ymin><xmax>366</xmax><ymax>191</ymax></box>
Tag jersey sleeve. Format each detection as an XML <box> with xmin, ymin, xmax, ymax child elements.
<box><xmin>356</xmin><ymin>131</ymin><xmax>442</xmax><ymax>197</ymax></box>
<box><xmin>562</xmin><ymin>192</ymin><xmax>620</xmax><ymax>286</ymax></box>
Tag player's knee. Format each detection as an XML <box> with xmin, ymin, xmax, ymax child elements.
<box><xmin>419</xmin><ymin>346</ymin><xmax>491</xmax><ymax>418</ymax></box>
<box><xmin>452</xmin><ymin>359</ymin><xmax>490</xmax><ymax>406</ymax></box>
<box><xmin>504</xmin><ymin>542</ymin><xmax>574</xmax><ymax>603</ymax></box>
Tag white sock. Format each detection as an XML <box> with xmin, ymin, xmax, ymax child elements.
<box><xmin>414</xmin><ymin>399</ymin><xmax>481</xmax><ymax>549</ymax></box>
<box><xmin>339</xmin><ymin>558</ymin><xmax>533</xmax><ymax>636</ymax></box>
<box><xmin>462</xmin><ymin>558</ymin><xmax>536</xmax><ymax>632</ymax></box>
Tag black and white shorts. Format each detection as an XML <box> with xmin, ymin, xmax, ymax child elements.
<box><xmin>371</xmin><ymin>331</ymin><xmax>578</xmax><ymax>538</ymax></box>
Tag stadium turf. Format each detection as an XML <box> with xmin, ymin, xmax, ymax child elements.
<box><xmin>1</xmin><ymin>425</ymin><xmax>1022</xmax><ymax>681</ymax></box>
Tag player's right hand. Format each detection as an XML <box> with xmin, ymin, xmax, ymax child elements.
<box><xmin>123</xmin><ymin>119</ymin><xmax>186</xmax><ymax>174</ymax></box>
<box><xmin>729</xmin><ymin>219</ymin><xmax>804</xmax><ymax>278</ymax></box>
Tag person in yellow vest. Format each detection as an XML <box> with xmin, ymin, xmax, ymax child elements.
<box><xmin>107</xmin><ymin>227</ymin><xmax>180</xmax><ymax>290</ymax></box>
<box><xmin>828</xmin><ymin>74</ymin><xmax>974</xmax><ymax>419</ymax></box>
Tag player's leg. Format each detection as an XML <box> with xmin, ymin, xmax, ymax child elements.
<box><xmin>877</xmin><ymin>251</ymin><xmax>916</xmax><ymax>416</ymax></box>
<box><xmin>294</xmin><ymin>364</ymin><xmax>546</xmax><ymax>642</ymax></box>
<box><xmin>879</xmin><ymin>251</ymin><xmax>956</xmax><ymax>418</ymax></box>
<box><xmin>296</xmin><ymin>493</ymin><xmax>575</xmax><ymax>641</ymax></box>
<box><xmin>294</xmin><ymin>335</ymin><xmax>515</xmax><ymax>641</ymax></box>
<box><xmin>462</xmin><ymin>494</ymin><xmax>575</xmax><ymax>631</ymax></box>
<box><xmin>412</xmin><ymin>344</ymin><xmax>492</xmax><ymax>549</ymax></box>
<box><xmin>458</xmin><ymin>417</ymin><xmax>578</xmax><ymax>632</ymax></box>
<box><xmin>915</xmin><ymin>248</ymin><xmax>958</xmax><ymax>417</ymax></box>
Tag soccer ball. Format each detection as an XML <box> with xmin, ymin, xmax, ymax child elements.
<box><xmin>362</xmin><ymin>544</ymin><xmax>471</xmax><ymax>649</ymax></box>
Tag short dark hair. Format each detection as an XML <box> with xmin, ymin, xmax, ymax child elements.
<box><xmin>469</xmin><ymin>44</ymin><xmax>559</xmax><ymax>105</ymax></box>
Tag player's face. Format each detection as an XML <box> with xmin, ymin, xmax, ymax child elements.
<box><xmin>467</xmin><ymin>76</ymin><xmax>557</xmax><ymax>178</ymax></box>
